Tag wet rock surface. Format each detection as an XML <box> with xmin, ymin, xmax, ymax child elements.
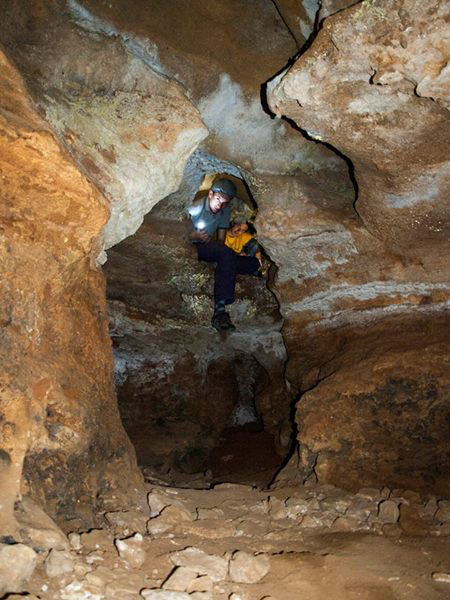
<box><xmin>14</xmin><ymin>482</ymin><xmax>450</xmax><ymax>599</ymax></box>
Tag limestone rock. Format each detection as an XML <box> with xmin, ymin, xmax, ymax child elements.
<box><xmin>115</xmin><ymin>533</ymin><xmax>146</xmax><ymax>568</ymax></box>
<box><xmin>0</xmin><ymin>543</ymin><xmax>38</xmax><ymax>595</ymax></box>
<box><xmin>68</xmin><ymin>532</ymin><xmax>82</xmax><ymax>550</ymax></box>
<box><xmin>378</xmin><ymin>500</ymin><xmax>400</xmax><ymax>524</ymax></box>
<box><xmin>105</xmin><ymin>509</ymin><xmax>149</xmax><ymax>535</ymax></box>
<box><xmin>229</xmin><ymin>550</ymin><xmax>270</xmax><ymax>584</ymax></box>
<box><xmin>162</xmin><ymin>566</ymin><xmax>199</xmax><ymax>592</ymax></box>
<box><xmin>436</xmin><ymin>501</ymin><xmax>450</xmax><ymax>523</ymax></box>
<box><xmin>432</xmin><ymin>572</ymin><xmax>450</xmax><ymax>583</ymax></box>
<box><xmin>148</xmin><ymin>505</ymin><xmax>194</xmax><ymax>536</ymax></box>
<box><xmin>80</xmin><ymin>529</ymin><xmax>115</xmax><ymax>551</ymax></box>
<box><xmin>170</xmin><ymin>547</ymin><xmax>228</xmax><ymax>582</ymax></box>
<box><xmin>45</xmin><ymin>549</ymin><xmax>75</xmax><ymax>578</ymax></box>
<box><xmin>187</xmin><ymin>575</ymin><xmax>214</xmax><ymax>593</ymax></box>
<box><xmin>269</xmin><ymin>0</ymin><xmax>450</xmax><ymax>253</ymax></box>
<box><xmin>141</xmin><ymin>591</ymin><xmax>191</xmax><ymax>599</ymax></box>
<box><xmin>15</xmin><ymin>496</ymin><xmax>69</xmax><ymax>551</ymax></box>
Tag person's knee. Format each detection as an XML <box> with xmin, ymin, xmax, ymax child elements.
<box><xmin>217</xmin><ymin>245</ymin><xmax>236</xmax><ymax>265</ymax></box>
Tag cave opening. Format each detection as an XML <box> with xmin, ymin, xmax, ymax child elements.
<box><xmin>104</xmin><ymin>165</ymin><xmax>290</xmax><ymax>489</ymax></box>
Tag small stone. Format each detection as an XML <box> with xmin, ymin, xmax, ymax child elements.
<box><xmin>115</xmin><ymin>533</ymin><xmax>146</xmax><ymax>568</ymax></box>
<box><xmin>432</xmin><ymin>572</ymin><xmax>450</xmax><ymax>583</ymax></box>
<box><xmin>80</xmin><ymin>529</ymin><xmax>114</xmax><ymax>551</ymax></box>
<box><xmin>105</xmin><ymin>509</ymin><xmax>149</xmax><ymax>535</ymax></box>
<box><xmin>229</xmin><ymin>551</ymin><xmax>270</xmax><ymax>584</ymax></box>
<box><xmin>197</xmin><ymin>507</ymin><xmax>225</xmax><ymax>519</ymax></box>
<box><xmin>141</xmin><ymin>590</ymin><xmax>191</xmax><ymax>599</ymax></box>
<box><xmin>300</xmin><ymin>514</ymin><xmax>323</xmax><ymax>528</ymax></box>
<box><xmin>346</xmin><ymin>499</ymin><xmax>371</xmax><ymax>521</ymax></box>
<box><xmin>332</xmin><ymin>516</ymin><xmax>361</xmax><ymax>532</ymax></box>
<box><xmin>378</xmin><ymin>500</ymin><xmax>400</xmax><ymax>524</ymax></box>
<box><xmin>148</xmin><ymin>505</ymin><xmax>193</xmax><ymax>535</ymax></box>
<box><xmin>187</xmin><ymin>575</ymin><xmax>214</xmax><ymax>593</ymax></box>
<box><xmin>15</xmin><ymin>497</ymin><xmax>69</xmax><ymax>551</ymax></box>
<box><xmin>45</xmin><ymin>549</ymin><xmax>74</xmax><ymax>578</ymax></box>
<box><xmin>0</xmin><ymin>543</ymin><xmax>37</xmax><ymax>596</ymax></box>
<box><xmin>285</xmin><ymin>497</ymin><xmax>309</xmax><ymax>518</ymax></box>
<box><xmin>268</xmin><ymin>496</ymin><xmax>288</xmax><ymax>519</ymax></box>
<box><xmin>68</xmin><ymin>532</ymin><xmax>82</xmax><ymax>550</ymax></box>
<box><xmin>170</xmin><ymin>547</ymin><xmax>228</xmax><ymax>582</ymax></box>
<box><xmin>422</xmin><ymin>497</ymin><xmax>438</xmax><ymax>518</ymax></box>
<box><xmin>162</xmin><ymin>566</ymin><xmax>198</xmax><ymax>592</ymax></box>
<box><xmin>178</xmin><ymin>519</ymin><xmax>236</xmax><ymax>539</ymax></box>
<box><xmin>435</xmin><ymin>500</ymin><xmax>450</xmax><ymax>523</ymax></box>
<box><xmin>356</xmin><ymin>488</ymin><xmax>381</xmax><ymax>501</ymax></box>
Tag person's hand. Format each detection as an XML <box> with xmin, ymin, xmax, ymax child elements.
<box><xmin>190</xmin><ymin>229</ymin><xmax>210</xmax><ymax>243</ymax></box>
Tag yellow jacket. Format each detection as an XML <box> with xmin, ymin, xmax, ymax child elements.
<box><xmin>225</xmin><ymin>231</ymin><xmax>253</xmax><ymax>254</ymax></box>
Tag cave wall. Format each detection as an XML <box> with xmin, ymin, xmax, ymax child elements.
<box><xmin>263</xmin><ymin>0</ymin><xmax>450</xmax><ymax>493</ymax></box>
<box><xmin>0</xmin><ymin>48</ymin><xmax>142</xmax><ymax>536</ymax></box>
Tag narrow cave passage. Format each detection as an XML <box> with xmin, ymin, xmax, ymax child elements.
<box><xmin>104</xmin><ymin>170</ymin><xmax>291</xmax><ymax>489</ymax></box>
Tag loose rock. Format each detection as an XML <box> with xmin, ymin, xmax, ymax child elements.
<box><xmin>0</xmin><ymin>543</ymin><xmax>37</xmax><ymax>596</ymax></box>
<box><xmin>229</xmin><ymin>551</ymin><xmax>270</xmax><ymax>584</ymax></box>
<box><xmin>378</xmin><ymin>500</ymin><xmax>400</xmax><ymax>524</ymax></box>
<box><xmin>115</xmin><ymin>533</ymin><xmax>146</xmax><ymax>568</ymax></box>
<box><xmin>45</xmin><ymin>549</ymin><xmax>75</xmax><ymax>578</ymax></box>
<box><xmin>170</xmin><ymin>547</ymin><xmax>228</xmax><ymax>582</ymax></box>
<box><xmin>162</xmin><ymin>566</ymin><xmax>198</xmax><ymax>592</ymax></box>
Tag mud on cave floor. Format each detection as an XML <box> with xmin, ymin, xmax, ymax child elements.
<box><xmin>19</xmin><ymin>480</ymin><xmax>450</xmax><ymax>600</ymax></box>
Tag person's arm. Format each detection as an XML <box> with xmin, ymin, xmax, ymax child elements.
<box><xmin>184</xmin><ymin>216</ymin><xmax>210</xmax><ymax>243</ymax></box>
<box><xmin>217</xmin><ymin>228</ymin><xmax>226</xmax><ymax>244</ymax></box>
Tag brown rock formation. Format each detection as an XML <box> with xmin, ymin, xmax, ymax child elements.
<box><xmin>0</xmin><ymin>48</ymin><xmax>142</xmax><ymax>537</ymax></box>
<box><xmin>261</xmin><ymin>0</ymin><xmax>450</xmax><ymax>493</ymax></box>
<box><xmin>0</xmin><ymin>0</ymin><xmax>208</xmax><ymax>250</ymax></box>
<box><xmin>268</xmin><ymin>0</ymin><xmax>450</xmax><ymax>253</ymax></box>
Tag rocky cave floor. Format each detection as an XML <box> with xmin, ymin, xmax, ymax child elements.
<box><xmin>7</xmin><ymin>480</ymin><xmax>450</xmax><ymax>600</ymax></box>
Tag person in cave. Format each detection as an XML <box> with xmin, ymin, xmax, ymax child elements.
<box><xmin>187</xmin><ymin>178</ymin><xmax>261</xmax><ymax>332</ymax></box>
<box><xmin>225</xmin><ymin>221</ymin><xmax>270</xmax><ymax>276</ymax></box>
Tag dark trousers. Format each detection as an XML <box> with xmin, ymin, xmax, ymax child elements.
<box><xmin>196</xmin><ymin>241</ymin><xmax>259</xmax><ymax>305</ymax></box>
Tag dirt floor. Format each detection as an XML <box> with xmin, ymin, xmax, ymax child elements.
<box><xmin>18</xmin><ymin>480</ymin><xmax>450</xmax><ymax>600</ymax></box>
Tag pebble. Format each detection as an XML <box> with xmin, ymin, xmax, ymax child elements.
<box><xmin>229</xmin><ymin>551</ymin><xmax>270</xmax><ymax>584</ymax></box>
<box><xmin>105</xmin><ymin>509</ymin><xmax>149</xmax><ymax>534</ymax></box>
<box><xmin>45</xmin><ymin>549</ymin><xmax>75</xmax><ymax>578</ymax></box>
<box><xmin>115</xmin><ymin>533</ymin><xmax>146</xmax><ymax>568</ymax></box>
<box><xmin>141</xmin><ymin>590</ymin><xmax>191</xmax><ymax>599</ymax></box>
<box><xmin>432</xmin><ymin>572</ymin><xmax>450</xmax><ymax>583</ymax></box>
<box><xmin>435</xmin><ymin>500</ymin><xmax>450</xmax><ymax>523</ymax></box>
<box><xmin>68</xmin><ymin>532</ymin><xmax>82</xmax><ymax>550</ymax></box>
<box><xmin>162</xmin><ymin>566</ymin><xmax>198</xmax><ymax>591</ymax></box>
<box><xmin>378</xmin><ymin>499</ymin><xmax>400</xmax><ymax>523</ymax></box>
<box><xmin>148</xmin><ymin>505</ymin><xmax>193</xmax><ymax>535</ymax></box>
<box><xmin>170</xmin><ymin>546</ymin><xmax>228</xmax><ymax>582</ymax></box>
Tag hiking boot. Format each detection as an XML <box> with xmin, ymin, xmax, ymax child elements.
<box><xmin>211</xmin><ymin>311</ymin><xmax>236</xmax><ymax>332</ymax></box>
<box><xmin>259</xmin><ymin>257</ymin><xmax>271</xmax><ymax>277</ymax></box>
